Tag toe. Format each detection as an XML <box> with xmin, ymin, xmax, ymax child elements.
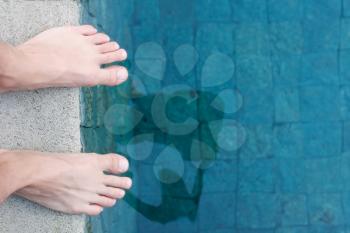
<box><xmin>104</xmin><ymin>176</ymin><xmax>132</xmax><ymax>190</ymax></box>
<box><xmin>98</xmin><ymin>42</ymin><xmax>120</xmax><ymax>53</ymax></box>
<box><xmin>83</xmin><ymin>204</ymin><xmax>103</xmax><ymax>216</ymax></box>
<box><xmin>88</xmin><ymin>33</ymin><xmax>110</xmax><ymax>44</ymax></box>
<box><xmin>73</xmin><ymin>25</ymin><xmax>97</xmax><ymax>35</ymax></box>
<box><xmin>101</xmin><ymin>187</ymin><xmax>126</xmax><ymax>199</ymax></box>
<box><xmin>96</xmin><ymin>66</ymin><xmax>128</xmax><ymax>86</ymax></box>
<box><xmin>93</xmin><ymin>195</ymin><xmax>117</xmax><ymax>208</ymax></box>
<box><xmin>99</xmin><ymin>49</ymin><xmax>127</xmax><ymax>64</ymax></box>
<box><xmin>99</xmin><ymin>154</ymin><xmax>130</xmax><ymax>173</ymax></box>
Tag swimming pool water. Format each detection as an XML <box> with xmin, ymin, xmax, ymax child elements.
<box><xmin>80</xmin><ymin>0</ymin><xmax>350</xmax><ymax>232</ymax></box>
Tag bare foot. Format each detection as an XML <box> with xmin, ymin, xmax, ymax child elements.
<box><xmin>1</xmin><ymin>150</ymin><xmax>132</xmax><ymax>216</ymax></box>
<box><xmin>0</xmin><ymin>25</ymin><xmax>128</xmax><ymax>91</ymax></box>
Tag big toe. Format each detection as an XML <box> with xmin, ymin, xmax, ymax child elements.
<box><xmin>96</xmin><ymin>66</ymin><xmax>128</xmax><ymax>86</ymax></box>
<box><xmin>99</xmin><ymin>154</ymin><xmax>130</xmax><ymax>174</ymax></box>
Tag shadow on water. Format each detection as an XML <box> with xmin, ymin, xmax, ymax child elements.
<box><xmin>115</xmin><ymin>89</ymin><xmax>226</xmax><ymax>224</ymax></box>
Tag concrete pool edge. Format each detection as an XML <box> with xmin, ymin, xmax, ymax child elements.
<box><xmin>0</xmin><ymin>1</ymin><xmax>85</xmax><ymax>233</ymax></box>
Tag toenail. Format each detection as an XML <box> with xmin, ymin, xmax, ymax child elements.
<box><xmin>118</xmin><ymin>158</ymin><xmax>129</xmax><ymax>171</ymax></box>
<box><xmin>117</xmin><ymin>69</ymin><xmax>128</xmax><ymax>82</ymax></box>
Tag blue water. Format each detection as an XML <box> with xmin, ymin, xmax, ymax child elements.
<box><xmin>80</xmin><ymin>0</ymin><xmax>350</xmax><ymax>232</ymax></box>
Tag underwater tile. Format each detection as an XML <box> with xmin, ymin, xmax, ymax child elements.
<box><xmin>275</xmin><ymin>227</ymin><xmax>308</xmax><ymax>233</ymax></box>
<box><xmin>280</xmin><ymin>194</ymin><xmax>308</xmax><ymax>226</ymax></box>
<box><xmin>271</xmin><ymin>53</ymin><xmax>301</xmax><ymax>87</ymax></box>
<box><xmin>278</xmin><ymin>158</ymin><xmax>306</xmax><ymax>193</ymax></box>
<box><xmin>235</xmin><ymin>23</ymin><xmax>270</xmax><ymax>56</ymax></box>
<box><xmin>195</xmin><ymin>23</ymin><xmax>235</xmax><ymax>58</ymax></box>
<box><xmin>344</xmin><ymin>0</ymin><xmax>350</xmax><ymax>17</ymax></box>
<box><xmin>202</xmin><ymin>159</ymin><xmax>237</xmax><ymax>193</ymax></box>
<box><xmin>308</xmin><ymin>194</ymin><xmax>344</xmax><ymax>226</ymax></box>
<box><xmin>341</xmin><ymin>19</ymin><xmax>350</xmax><ymax>49</ymax></box>
<box><xmin>239</xmin><ymin>88</ymin><xmax>274</xmax><ymax>124</ymax></box>
<box><xmin>137</xmin><ymin>212</ymin><xmax>197</xmax><ymax>233</ymax></box>
<box><xmin>308</xmin><ymin>226</ymin><xmax>349</xmax><ymax>233</ymax></box>
<box><xmin>268</xmin><ymin>0</ymin><xmax>303</xmax><ymax>22</ymax></box>
<box><xmin>301</xmin><ymin>122</ymin><xmax>342</xmax><ymax>158</ymax></box>
<box><xmin>133</xmin><ymin>0</ymin><xmax>160</xmax><ymax>23</ymax></box>
<box><xmin>232</xmin><ymin>0</ymin><xmax>268</xmax><ymax>23</ymax></box>
<box><xmin>341</xmin><ymin>191</ymin><xmax>350</xmax><ymax>223</ymax></box>
<box><xmin>304</xmin><ymin>157</ymin><xmax>343</xmax><ymax>193</ymax></box>
<box><xmin>299</xmin><ymin>85</ymin><xmax>340</xmax><ymax>121</ymax></box>
<box><xmin>269</xmin><ymin>22</ymin><xmax>303</xmax><ymax>55</ymax></box>
<box><xmin>274</xmin><ymin>88</ymin><xmax>300</xmax><ymax>123</ymax></box>
<box><xmin>301</xmin><ymin>52</ymin><xmax>339</xmax><ymax>85</ymax></box>
<box><xmin>303</xmin><ymin>19</ymin><xmax>340</xmax><ymax>52</ymax></box>
<box><xmin>198</xmin><ymin>193</ymin><xmax>236</xmax><ymax>230</ymax></box>
<box><xmin>159</xmin><ymin>0</ymin><xmax>194</xmax><ymax>24</ymax></box>
<box><xmin>236</xmin><ymin>55</ymin><xmax>272</xmax><ymax>91</ymax></box>
<box><xmin>340</xmin><ymin>50</ymin><xmax>350</xmax><ymax>84</ymax></box>
<box><xmin>273</xmin><ymin>123</ymin><xmax>303</xmax><ymax>158</ymax></box>
<box><xmin>238</xmin><ymin>158</ymin><xmax>277</xmax><ymax>193</ymax></box>
<box><xmin>239</xmin><ymin>124</ymin><xmax>273</xmax><ymax>159</ymax></box>
<box><xmin>340</xmin><ymin>86</ymin><xmax>350</xmax><ymax>120</ymax></box>
<box><xmin>195</xmin><ymin>0</ymin><xmax>232</xmax><ymax>22</ymax></box>
<box><xmin>237</xmin><ymin>193</ymin><xmax>280</xmax><ymax>229</ymax></box>
<box><xmin>340</xmin><ymin>152</ymin><xmax>350</xmax><ymax>191</ymax></box>
<box><xmin>304</xmin><ymin>0</ymin><xmax>342</xmax><ymax>21</ymax></box>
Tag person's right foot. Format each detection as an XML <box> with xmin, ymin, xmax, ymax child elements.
<box><xmin>1</xmin><ymin>150</ymin><xmax>132</xmax><ymax>216</ymax></box>
<box><xmin>0</xmin><ymin>25</ymin><xmax>128</xmax><ymax>92</ymax></box>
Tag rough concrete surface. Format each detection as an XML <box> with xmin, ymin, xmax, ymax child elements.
<box><xmin>0</xmin><ymin>1</ymin><xmax>84</xmax><ymax>233</ymax></box>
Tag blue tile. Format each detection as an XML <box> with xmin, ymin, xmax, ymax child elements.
<box><xmin>239</xmin><ymin>88</ymin><xmax>274</xmax><ymax>124</ymax></box>
<box><xmin>133</xmin><ymin>0</ymin><xmax>160</xmax><ymax>23</ymax></box>
<box><xmin>341</xmin><ymin>152</ymin><xmax>350</xmax><ymax>191</ymax></box>
<box><xmin>341</xmin><ymin>19</ymin><xmax>350</xmax><ymax>49</ymax></box>
<box><xmin>299</xmin><ymin>86</ymin><xmax>340</xmax><ymax>122</ymax></box>
<box><xmin>196</xmin><ymin>23</ymin><xmax>235</xmax><ymax>58</ymax></box>
<box><xmin>273</xmin><ymin>124</ymin><xmax>303</xmax><ymax>158</ymax></box>
<box><xmin>340</xmin><ymin>50</ymin><xmax>350</xmax><ymax>85</ymax></box>
<box><xmin>344</xmin><ymin>0</ymin><xmax>350</xmax><ymax>17</ymax></box>
<box><xmin>268</xmin><ymin>0</ymin><xmax>303</xmax><ymax>22</ymax></box>
<box><xmin>305</xmin><ymin>157</ymin><xmax>344</xmax><ymax>193</ymax></box>
<box><xmin>269</xmin><ymin>22</ymin><xmax>303</xmax><ymax>54</ymax></box>
<box><xmin>275</xmin><ymin>88</ymin><xmax>299</xmax><ymax>123</ymax></box>
<box><xmin>304</xmin><ymin>0</ymin><xmax>341</xmax><ymax>21</ymax></box>
<box><xmin>195</xmin><ymin>0</ymin><xmax>232</xmax><ymax>22</ymax></box>
<box><xmin>301</xmin><ymin>123</ymin><xmax>342</xmax><ymax>158</ymax></box>
<box><xmin>238</xmin><ymin>158</ymin><xmax>277</xmax><ymax>193</ymax></box>
<box><xmin>203</xmin><ymin>159</ymin><xmax>237</xmax><ymax>193</ymax></box>
<box><xmin>271</xmin><ymin>54</ymin><xmax>301</xmax><ymax>87</ymax></box>
<box><xmin>301</xmin><ymin>52</ymin><xmax>339</xmax><ymax>85</ymax></box>
<box><xmin>340</xmin><ymin>86</ymin><xmax>350</xmax><ymax>120</ymax></box>
<box><xmin>237</xmin><ymin>194</ymin><xmax>280</xmax><ymax>229</ymax></box>
<box><xmin>159</xmin><ymin>0</ymin><xmax>194</xmax><ymax>24</ymax></box>
<box><xmin>236</xmin><ymin>56</ymin><xmax>273</xmax><ymax>91</ymax></box>
<box><xmin>240</xmin><ymin>124</ymin><xmax>273</xmax><ymax>159</ymax></box>
<box><xmin>278</xmin><ymin>158</ymin><xmax>306</xmax><ymax>193</ymax></box>
<box><xmin>280</xmin><ymin>194</ymin><xmax>308</xmax><ymax>226</ymax></box>
<box><xmin>303</xmin><ymin>20</ymin><xmax>340</xmax><ymax>52</ymax></box>
<box><xmin>275</xmin><ymin>227</ymin><xmax>308</xmax><ymax>233</ymax></box>
<box><xmin>308</xmin><ymin>194</ymin><xmax>344</xmax><ymax>226</ymax></box>
<box><xmin>309</xmin><ymin>226</ymin><xmax>348</xmax><ymax>233</ymax></box>
<box><xmin>342</xmin><ymin>191</ymin><xmax>350</xmax><ymax>223</ymax></box>
<box><xmin>198</xmin><ymin>193</ymin><xmax>235</xmax><ymax>230</ymax></box>
<box><xmin>232</xmin><ymin>0</ymin><xmax>268</xmax><ymax>23</ymax></box>
<box><xmin>236</xmin><ymin>23</ymin><xmax>270</xmax><ymax>56</ymax></box>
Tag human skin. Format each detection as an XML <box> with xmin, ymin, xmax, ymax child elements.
<box><xmin>0</xmin><ymin>25</ymin><xmax>132</xmax><ymax>216</ymax></box>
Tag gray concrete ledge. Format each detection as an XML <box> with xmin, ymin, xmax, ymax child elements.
<box><xmin>0</xmin><ymin>1</ymin><xmax>84</xmax><ymax>232</ymax></box>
